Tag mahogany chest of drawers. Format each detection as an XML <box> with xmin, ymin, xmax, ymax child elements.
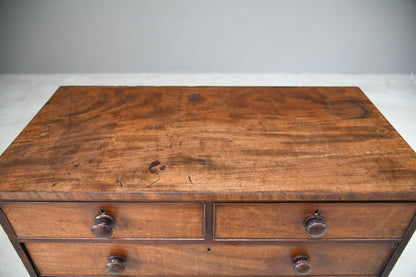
<box><xmin>0</xmin><ymin>86</ymin><xmax>415</xmax><ymax>277</ymax></box>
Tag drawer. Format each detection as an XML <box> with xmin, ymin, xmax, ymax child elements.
<box><xmin>215</xmin><ymin>203</ymin><xmax>416</xmax><ymax>239</ymax></box>
<box><xmin>25</xmin><ymin>242</ymin><xmax>394</xmax><ymax>276</ymax></box>
<box><xmin>1</xmin><ymin>202</ymin><xmax>204</xmax><ymax>239</ymax></box>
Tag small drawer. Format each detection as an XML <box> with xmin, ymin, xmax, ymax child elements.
<box><xmin>1</xmin><ymin>202</ymin><xmax>204</xmax><ymax>239</ymax></box>
<box><xmin>215</xmin><ymin>203</ymin><xmax>416</xmax><ymax>239</ymax></box>
<box><xmin>25</xmin><ymin>242</ymin><xmax>394</xmax><ymax>276</ymax></box>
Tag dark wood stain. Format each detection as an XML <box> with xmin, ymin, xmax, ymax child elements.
<box><xmin>148</xmin><ymin>160</ymin><xmax>161</xmax><ymax>173</ymax></box>
<box><xmin>188</xmin><ymin>93</ymin><xmax>204</xmax><ymax>103</ymax></box>
<box><xmin>327</xmin><ymin>100</ymin><xmax>372</xmax><ymax>119</ymax></box>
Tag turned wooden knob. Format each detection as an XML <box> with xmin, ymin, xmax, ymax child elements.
<box><xmin>303</xmin><ymin>212</ymin><xmax>327</xmax><ymax>238</ymax></box>
<box><xmin>105</xmin><ymin>255</ymin><xmax>126</xmax><ymax>274</ymax></box>
<box><xmin>292</xmin><ymin>254</ymin><xmax>312</xmax><ymax>275</ymax></box>
<box><xmin>91</xmin><ymin>209</ymin><xmax>115</xmax><ymax>238</ymax></box>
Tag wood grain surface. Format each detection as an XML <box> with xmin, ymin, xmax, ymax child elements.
<box><xmin>25</xmin><ymin>242</ymin><xmax>394</xmax><ymax>276</ymax></box>
<box><xmin>1</xmin><ymin>202</ymin><xmax>204</xmax><ymax>239</ymax></box>
<box><xmin>0</xmin><ymin>86</ymin><xmax>415</xmax><ymax>201</ymax></box>
<box><xmin>215</xmin><ymin>203</ymin><xmax>416</xmax><ymax>239</ymax></box>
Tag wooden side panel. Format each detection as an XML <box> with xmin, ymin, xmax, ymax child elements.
<box><xmin>215</xmin><ymin>203</ymin><xmax>416</xmax><ymax>239</ymax></box>
<box><xmin>0</xmin><ymin>207</ymin><xmax>39</xmax><ymax>277</ymax></box>
<box><xmin>25</xmin><ymin>242</ymin><xmax>393</xmax><ymax>276</ymax></box>
<box><xmin>1</xmin><ymin>202</ymin><xmax>204</xmax><ymax>239</ymax></box>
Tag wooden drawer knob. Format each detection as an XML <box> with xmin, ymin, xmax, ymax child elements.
<box><xmin>303</xmin><ymin>211</ymin><xmax>327</xmax><ymax>238</ymax></box>
<box><xmin>105</xmin><ymin>255</ymin><xmax>126</xmax><ymax>274</ymax></box>
<box><xmin>91</xmin><ymin>209</ymin><xmax>115</xmax><ymax>238</ymax></box>
<box><xmin>292</xmin><ymin>254</ymin><xmax>312</xmax><ymax>275</ymax></box>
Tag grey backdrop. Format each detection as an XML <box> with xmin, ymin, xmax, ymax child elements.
<box><xmin>1</xmin><ymin>0</ymin><xmax>415</xmax><ymax>74</ymax></box>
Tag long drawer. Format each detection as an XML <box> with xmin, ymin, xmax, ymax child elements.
<box><xmin>1</xmin><ymin>202</ymin><xmax>204</xmax><ymax>239</ymax></box>
<box><xmin>25</xmin><ymin>242</ymin><xmax>394</xmax><ymax>276</ymax></box>
<box><xmin>215</xmin><ymin>203</ymin><xmax>416</xmax><ymax>239</ymax></box>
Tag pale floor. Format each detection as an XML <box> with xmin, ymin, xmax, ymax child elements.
<box><xmin>0</xmin><ymin>73</ymin><xmax>415</xmax><ymax>277</ymax></box>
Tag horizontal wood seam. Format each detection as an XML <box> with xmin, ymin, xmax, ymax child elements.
<box><xmin>1</xmin><ymin>192</ymin><xmax>416</xmax><ymax>202</ymax></box>
<box><xmin>2</xmin><ymin>199</ymin><xmax>416</xmax><ymax>204</ymax></box>
<box><xmin>17</xmin><ymin>238</ymin><xmax>401</xmax><ymax>244</ymax></box>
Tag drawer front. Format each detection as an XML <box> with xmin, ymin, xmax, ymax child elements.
<box><xmin>1</xmin><ymin>202</ymin><xmax>204</xmax><ymax>238</ymax></box>
<box><xmin>215</xmin><ymin>203</ymin><xmax>416</xmax><ymax>239</ymax></box>
<box><xmin>25</xmin><ymin>242</ymin><xmax>393</xmax><ymax>276</ymax></box>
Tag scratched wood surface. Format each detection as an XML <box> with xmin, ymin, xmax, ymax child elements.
<box><xmin>0</xmin><ymin>86</ymin><xmax>415</xmax><ymax>201</ymax></box>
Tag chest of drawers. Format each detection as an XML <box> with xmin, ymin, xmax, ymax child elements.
<box><xmin>0</xmin><ymin>86</ymin><xmax>415</xmax><ymax>276</ymax></box>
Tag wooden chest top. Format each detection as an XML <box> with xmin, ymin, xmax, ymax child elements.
<box><xmin>0</xmin><ymin>86</ymin><xmax>415</xmax><ymax>202</ymax></box>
